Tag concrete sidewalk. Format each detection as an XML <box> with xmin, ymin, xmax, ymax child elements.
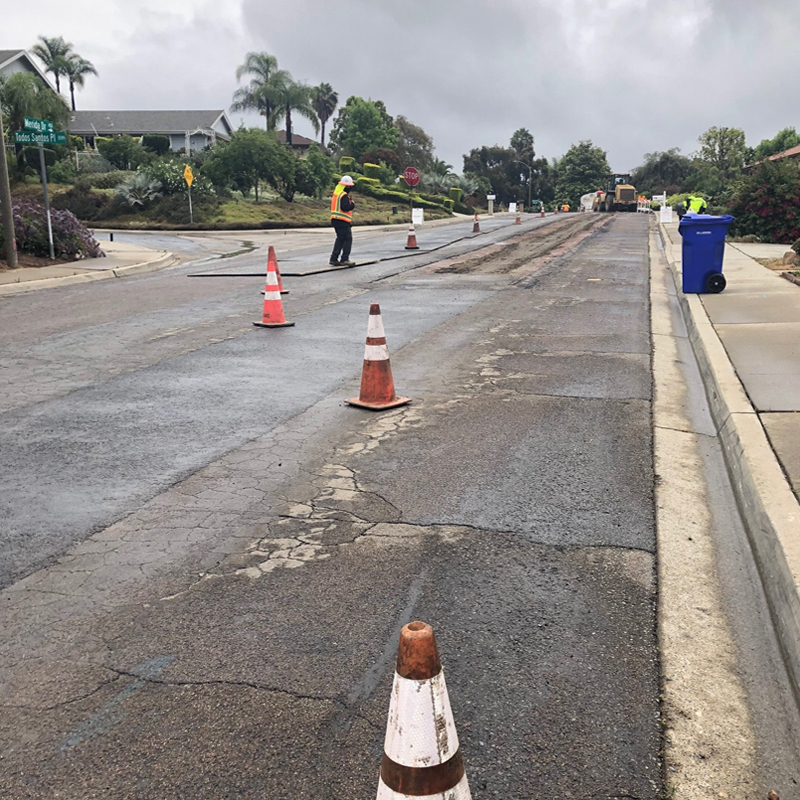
<box><xmin>659</xmin><ymin>217</ymin><xmax>800</xmax><ymax>698</ymax></box>
<box><xmin>0</xmin><ymin>240</ymin><xmax>175</xmax><ymax>297</ymax></box>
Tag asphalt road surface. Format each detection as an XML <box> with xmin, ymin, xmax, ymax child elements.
<box><xmin>1</xmin><ymin>213</ymin><xmax>796</xmax><ymax>798</ymax></box>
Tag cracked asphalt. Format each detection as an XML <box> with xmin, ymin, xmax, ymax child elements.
<box><xmin>0</xmin><ymin>213</ymin><xmax>662</xmax><ymax>798</ymax></box>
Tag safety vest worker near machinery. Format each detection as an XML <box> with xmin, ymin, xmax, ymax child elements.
<box><xmin>330</xmin><ymin>175</ymin><xmax>356</xmax><ymax>267</ymax></box>
<box><xmin>687</xmin><ymin>195</ymin><xmax>708</xmax><ymax>214</ymax></box>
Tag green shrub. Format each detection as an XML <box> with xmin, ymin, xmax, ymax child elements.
<box><xmin>48</xmin><ymin>158</ymin><xmax>77</xmax><ymax>184</ymax></box>
<box><xmin>141</xmin><ymin>134</ymin><xmax>171</xmax><ymax>156</ymax></box>
<box><xmin>363</xmin><ymin>162</ymin><xmax>380</xmax><ymax>180</ymax></box>
<box><xmin>97</xmin><ymin>136</ymin><xmax>151</xmax><ymax>170</ymax></box>
<box><xmin>86</xmin><ymin>170</ymin><xmax>136</xmax><ymax>189</ymax></box>
<box><xmin>792</xmin><ymin>238</ymin><xmax>800</xmax><ymax>255</ymax></box>
<box><xmin>51</xmin><ymin>186</ymin><xmax>112</xmax><ymax>221</ymax></box>
<box><xmin>23</xmin><ymin>146</ymin><xmax>56</xmax><ymax>169</ymax></box>
<box><xmin>449</xmin><ymin>187</ymin><xmax>463</xmax><ymax>203</ymax></box>
<box><xmin>143</xmin><ymin>194</ymin><xmax>220</xmax><ymax>225</ymax></box>
<box><xmin>355</xmin><ymin>176</ymin><xmax>381</xmax><ymax>190</ymax></box>
<box><xmin>141</xmin><ymin>159</ymin><xmax>213</xmax><ymax>197</ymax></box>
<box><xmin>728</xmin><ymin>160</ymin><xmax>800</xmax><ymax>243</ymax></box>
<box><xmin>339</xmin><ymin>156</ymin><xmax>356</xmax><ymax>173</ymax></box>
<box><xmin>443</xmin><ymin>198</ymin><xmax>454</xmax><ymax>211</ymax></box>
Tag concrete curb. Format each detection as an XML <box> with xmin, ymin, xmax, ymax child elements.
<box><xmin>658</xmin><ymin>221</ymin><xmax>800</xmax><ymax>701</ymax></box>
<box><xmin>0</xmin><ymin>252</ymin><xmax>176</xmax><ymax>297</ymax></box>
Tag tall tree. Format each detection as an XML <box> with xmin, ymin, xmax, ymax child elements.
<box><xmin>30</xmin><ymin>35</ymin><xmax>72</xmax><ymax>94</ymax></box>
<box><xmin>697</xmin><ymin>126</ymin><xmax>746</xmax><ymax>176</ymax></box>
<box><xmin>231</xmin><ymin>52</ymin><xmax>282</xmax><ymax>130</ymax></box>
<box><xmin>555</xmin><ymin>140</ymin><xmax>610</xmax><ymax>207</ymax></box>
<box><xmin>270</xmin><ymin>75</ymin><xmax>319</xmax><ymax>146</ymax></box>
<box><xmin>631</xmin><ymin>148</ymin><xmax>692</xmax><ymax>195</ymax></box>
<box><xmin>510</xmin><ymin>127</ymin><xmax>535</xmax><ymax>162</ymax></box>
<box><xmin>312</xmin><ymin>83</ymin><xmax>338</xmax><ymax>148</ymax></box>
<box><xmin>63</xmin><ymin>55</ymin><xmax>97</xmax><ymax>111</ymax></box>
<box><xmin>394</xmin><ymin>115</ymin><xmax>434</xmax><ymax>171</ymax></box>
<box><xmin>329</xmin><ymin>96</ymin><xmax>399</xmax><ymax>161</ymax></box>
<box><xmin>751</xmin><ymin>126</ymin><xmax>800</xmax><ymax>162</ymax></box>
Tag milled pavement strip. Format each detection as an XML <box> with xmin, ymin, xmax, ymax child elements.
<box><xmin>650</xmin><ymin>227</ymin><xmax>759</xmax><ymax>798</ymax></box>
<box><xmin>657</xmin><ymin>219</ymin><xmax>800</xmax><ymax>702</ymax></box>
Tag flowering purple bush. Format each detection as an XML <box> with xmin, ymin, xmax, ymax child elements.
<box><xmin>0</xmin><ymin>199</ymin><xmax>105</xmax><ymax>260</ymax></box>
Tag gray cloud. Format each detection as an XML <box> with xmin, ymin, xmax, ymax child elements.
<box><xmin>5</xmin><ymin>0</ymin><xmax>799</xmax><ymax>171</ymax></box>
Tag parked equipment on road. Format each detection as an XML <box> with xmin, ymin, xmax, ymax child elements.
<box><xmin>678</xmin><ymin>213</ymin><xmax>735</xmax><ymax>294</ymax></box>
<box><xmin>592</xmin><ymin>174</ymin><xmax>638</xmax><ymax>212</ymax></box>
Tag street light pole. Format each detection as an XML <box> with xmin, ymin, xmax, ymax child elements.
<box><xmin>512</xmin><ymin>159</ymin><xmax>532</xmax><ymax>212</ymax></box>
<box><xmin>0</xmin><ymin>105</ymin><xmax>18</xmax><ymax>269</ymax></box>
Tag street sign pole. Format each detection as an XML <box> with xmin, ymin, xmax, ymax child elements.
<box><xmin>0</xmin><ymin>105</ymin><xmax>18</xmax><ymax>269</ymax></box>
<box><xmin>38</xmin><ymin>143</ymin><xmax>55</xmax><ymax>260</ymax></box>
<box><xmin>403</xmin><ymin>167</ymin><xmax>420</xmax><ymax>223</ymax></box>
<box><xmin>188</xmin><ymin>185</ymin><xmax>193</xmax><ymax>224</ymax></box>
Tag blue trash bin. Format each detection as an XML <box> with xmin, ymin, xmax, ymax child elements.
<box><xmin>678</xmin><ymin>213</ymin><xmax>734</xmax><ymax>293</ymax></box>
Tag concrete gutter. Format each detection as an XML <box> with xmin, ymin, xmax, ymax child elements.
<box><xmin>657</xmin><ymin>219</ymin><xmax>800</xmax><ymax>701</ymax></box>
<box><xmin>0</xmin><ymin>251</ymin><xmax>176</xmax><ymax>297</ymax></box>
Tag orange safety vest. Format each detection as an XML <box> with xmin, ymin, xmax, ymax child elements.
<box><xmin>331</xmin><ymin>185</ymin><xmax>353</xmax><ymax>223</ymax></box>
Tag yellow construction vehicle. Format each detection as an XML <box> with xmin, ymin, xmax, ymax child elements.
<box><xmin>592</xmin><ymin>174</ymin><xmax>638</xmax><ymax>212</ymax></box>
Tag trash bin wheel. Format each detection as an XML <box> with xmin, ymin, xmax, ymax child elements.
<box><xmin>705</xmin><ymin>272</ymin><xmax>726</xmax><ymax>293</ymax></box>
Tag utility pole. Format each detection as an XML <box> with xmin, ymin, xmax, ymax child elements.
<box><xmin>0</xmin><ymin>105</ymin><xmax>18</xmax><ymax>269</ymax></box>
<box><xmin>512</xmin><ymin>159</ymin><xmax>532</xmax><ymax>213</ymax></box>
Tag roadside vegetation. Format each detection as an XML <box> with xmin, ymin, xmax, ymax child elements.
<box><xmin>3</xmin><ymin>40</ymin><xmax>800</xmax><ymax>250</ymax></box>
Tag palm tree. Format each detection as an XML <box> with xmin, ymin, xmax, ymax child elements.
<box><xmin>312</xmin><ymin>83</ymin><xmax>337</xmax><ymax>148</ymax></box>
<box><xmin>30</xmin><ymin>36</ymin><xmax>73</xmax><ymax>94</ymax></box>
<box><xmin>231</xmin><ymin>52</ymin><xmax>282</xmax><ymax>130</ymax></box>
<box><xmin>270</xmin><ymin>75</ymin><xmax>319</xmax><ymax>146</ymax></box>
<box><xmin>63</xmin><ymin>55</ymin><xmax>97</xmax><ymax>111</ymax></box>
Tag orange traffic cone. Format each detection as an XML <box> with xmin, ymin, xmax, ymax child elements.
<box><xmin>346</xmin><ymin>303</ymin><xmax>410</xmax><ymax>411</ymax></box>
<box><xmin>540</xmin><ymin>207</ymin><xmax>545</xmax><ymax>218</ymax></box>
<box><xmin>405</xmin><ymin>224</ymin><xmax>419</xmax><ymax>250</ymax></box>
<box><xmin>515</xmin><ymin>210</ymin><xmax>522</xmax><ymax>224</ymax></box>
<box><xmin>270</xmin><ymin>246</ymin><xmax>289</xmax><ymax>295</ymax></box>
<box><xmin>472</xmin><ymin>214</ymin><xmax>480</xmax><ymax>233</ymax></box>
<box><xmin>253</xmin><ymin>257</ymin><xmax>294</xmax><ymax>328</ymax></box>
<box><xmin>261</xmin><ymin>246</ymin><xmax>289</xmax><ymax>296</ymax></box>
<box><xmin>376</xmin><ymin>621</ymin><xmax>471</xmax><ymax>800</ymax></box>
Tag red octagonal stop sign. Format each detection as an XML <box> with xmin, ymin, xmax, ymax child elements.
<box><xmin>404</xmin><ymin>167</ymin><xmax>420</xmax><ymax>187</ymax></box>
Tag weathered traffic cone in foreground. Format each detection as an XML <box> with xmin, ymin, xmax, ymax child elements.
<box><xmin>346</xmin><ymin>303</ymin><xmax>410</xmax><ymax>411</ymax></box>
<box><xmin>376</xmin><ymin>621</ymin><xmax>471</xmax><ymax>800</ymax></box>
<box><xmin>405</xmin><ymin>224</ymin><xmax>419</xmax><ymax>250</ymax></box>
<box><xmin>253</xmin><ymin>257</ymin><xmax>294</xmax><ymax>328</ymax></box>
<box><xmin>515</xmin><ymin>209</ymin><xmax>522</xmax><ymax>224</ymax></box>
<box><xmin>472</xmin><ymin>214</ymin><xmax>480</xmax><ymax>233</ymax></box>
<box><xmin>540</xmin><ymin>207</ymin><xmax>545</xmax><ymax>218</ymax></box>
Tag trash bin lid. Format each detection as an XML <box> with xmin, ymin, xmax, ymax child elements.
<box><xmin>679</xmin><ymin>213</ymin><xmax>735</xmax><ymax>225</ymax></box>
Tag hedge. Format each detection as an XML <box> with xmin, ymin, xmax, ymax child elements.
<box><xmin>353</xmin><ymin>180</ymin><xmax>451</xmax><ymax>212</ymax></box>
<box><xmin>339</xmin><ymin>156</ymin><xmax>356</xmax><ymax>173</ymax></box>
<box><xmin>363</xmin><ymin>162</ymin><xmax>381</xmax><ymax>180</ymax></box>
<box><xmin>449</xmin><ymin>187</ymin><xmax>463</xmax><ymax>203</ymax></box>
<box><xmin>443</xmin><ymin>199</ymin><xmax>454</xmax><ymax>211</ymax></box>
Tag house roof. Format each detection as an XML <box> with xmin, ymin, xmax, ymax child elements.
<box><xmin>68</xmin><ymin>110</ymin><xmax>232</xmax><ymax>137</ymax></box>
<box><xmin>276</xmin><ymin>130</ymin><xmax>316</xmax><ymax>147</ymax></box>
<box><xmin>0</xmin><ymin>49</ymin><xmax>57</xmax><ymax>90</ymax></box>
<box><xmin>766</xmin><ymin>144</ymin><xmax>800</xmax><ymax>162</ymax></box>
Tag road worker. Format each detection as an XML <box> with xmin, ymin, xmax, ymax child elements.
<box><xmin>330</xmin><ymin>175</ymin><xmax>356</xmax><ymax>266</ymax></box>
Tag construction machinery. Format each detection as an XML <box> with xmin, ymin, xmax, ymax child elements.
<box><xmin>592</xmin><ymin>174</ymin><xmax>638</xmax><ymax>212</ymax></box>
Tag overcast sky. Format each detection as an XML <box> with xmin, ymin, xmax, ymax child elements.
<box><xmin>4</xmin><ymin>0</ymin><xmax>798</xmax><ymax>171</ymax></box>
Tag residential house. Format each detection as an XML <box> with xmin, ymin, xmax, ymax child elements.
<box><xmin>68</xmin><ymin>110</ymin><xmax>233</xmax><ymax>152</ymax></box>
<box><xmin>276</xmin><ymin>130</ymin><xmax>317</xmax><ymax>157</ymax></box>
<box><xmin>0</xmin><ymin>49</ymin><xmax>56</xmax><ymax>88</ymax></box>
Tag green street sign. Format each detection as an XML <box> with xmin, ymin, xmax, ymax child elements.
<box><xmin>14</xmin><ymin>130</ymin><xmax>67</xmax><ymax>145</ymax></box>
<box><xmin>24</xmin><ymin>116</ymin><xmax>54</xmax><ymax>134</ymax></box>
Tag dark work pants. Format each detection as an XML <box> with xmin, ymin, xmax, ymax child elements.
<box><xmin>331</xmin><ymin>220</ymin><xmax>353</xmax><ymax>262</ymax></box>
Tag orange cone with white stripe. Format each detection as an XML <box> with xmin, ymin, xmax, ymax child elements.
<box><xmin>346</xmin><ymin>303</ymin><xmax>410</xmax><ymax>411</ymax></box>
<box><xmin>376</xmin><ymin>621</ymin><xmax>471</xmax><ymax>800</ymax></box>
<box><xmin>405</xmin><ymin>224</ymin><xmax>419</xmax><ymax>250</ymax></box>
<box><xmin>270</xmin><ymin>246</ymin><xmax>289</xmax><ymax>295</ymax></box>
<box><xmin>515</xmin><ymin>209</ymin><xmax>521</xmax><ymax>224</ymax></box>
<box><xmin>540</xmin><ymin>207</ymin><xmax>545</xmax><ymax>218</ymax></box>
<box><xmin>472</xmin><ymin>214</ymin><xmax>480</xmax><ymax>233</ymax></box>
<box><xmin>253</xmin><ymin>257</ymin><xmax>294</xmax><ymax>328</ymax></box>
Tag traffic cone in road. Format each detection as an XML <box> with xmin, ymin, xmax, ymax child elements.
<box><xmin>253</xmin><ymin>258</ymin><xmax>294</xmax><ymax>328</ymax></box>
<box><xmin>346</xmin><ymin>303</ymin><xmax>410</xmax><ymax>411</ymax></box>
<box><xmin>376</xmin><ymin>621</ymin><xmax>471</xmax><ymax>800</ymax></box>
<box><xmin>472</xmin><ymin>214</ymin><xmax>480</xmax><ymax>233</ymax></box>
<box><xmin>405</xmin><ymin>224</ymin><xmax>419</xmax><ymax>250</ymax></box>
<box><xmin>515</xmin><ymin>210</ymin><xmax>522</xmax><ymax>224</ymax></box>
<box><xmin>270</xmin><ymin>246</ymin><xmax>289</xmax><ymax>295</ymax></box>
<box><xmin>540</xmin><ymin>207</ymin><xmax>545</xmax><ymax>218</ymax></box>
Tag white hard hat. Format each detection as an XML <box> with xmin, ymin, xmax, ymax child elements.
<box><xmin>340</xmin><ymin>175</ymin><xmax>355</xmax><ymax>186</ymax></box>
